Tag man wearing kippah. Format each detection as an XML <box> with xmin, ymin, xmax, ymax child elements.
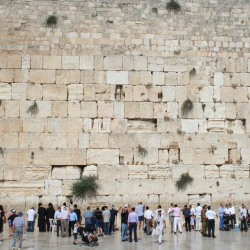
<box><xmin>12</xmin><ymin>211</ymin><xmax>26</xmax><ymax>250</ymax></box>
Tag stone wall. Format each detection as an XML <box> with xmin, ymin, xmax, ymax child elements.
<box><xmin>1</xmin><ymin>0</ymin><xmax>250</xmax><ymax>225</ymax></box>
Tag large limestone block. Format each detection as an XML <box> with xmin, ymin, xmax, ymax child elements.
<box><xmin>12</xmin><ymin>83</ymin><xmax>27</xmax><ymax>100</ymax></box>
<box><xmin>52</xmin><ymin>166</ymin><xmax>81</xmax><ymax>180</ymax></box>
<box><xmin>181</xmin><ymin>119</ymin><xmax>199</xmax><ymax>133</ymax></box>
<box><xmin>56</xmin><ymin>70</ymin><xmax>69</xmax><ymax>85</ymax></box>
<box><xmin>128</xmin><ymin>165</ymin><xmax>148</xmax><ymax>179</ymax></box>
<box><xmin>111</xmin><ymin>119</ymin><xmax>127</xmax><ymax>133</ymax></box>
<box><xmin>6</xmin><ymin>150</ymin><xmax>31</xmax><ymax>165</ymax></box>
<box><xmin>148</xmin><ymin>57</ymin><xmax>164</xmax><ymax>71</ymax></box>
<box><xmin>62</xmin><ymin>56</ymin><xmax>80</xmax><ymax>69</ymax></box>
<box><xmin>4</xmin><ymin>101</ymin><xmax>19</xmax><ymax>117</ymax></box>
<box><xmin>125</xmin><ymin>102</ymin><xmax>140</xmax><ymax>118</ymax></box>
<box><xmin>62</xmin><ymin>180</ymin><xmax>75</xmax><ymax>196</ymax></box>
<box><xmin>23</xmin><ymin>118</ymin><xmax>44</xmax><ymax>132</ymax></box>
<box><xmin>165</xmin><ymin>72</ymin><xmax>178</xmax><ymax>86</ymax></box>
<box><xmin>29</xmin><ymin>70</ymin><xmax>55</xmax><ymax>84</ymax></box>
<box><xmin>3</xmin><ymin>166</ymin><xmax>22</xmax><ymax>180</ymax></box>
<box><xmin>134</xmin><ymin>56</ymin><xmax>147</xmax><ymax>71</ymax></box>
<box><xmin>109</xmin><ymin>134</ymin><xmax>136</xmax><ymax>148</ymax></box>
<box><xmin>214</xmin><ymin>72</ymin><xmax>224</xmax><ymax>86</ymax></box>
<box><xmin>164</xmin><ymin>58</ymin><xmax>187</xmax><ymax>72</ymax></box>
<box><xmin>93</xmin><ymin>70</ymin><xmax>106</xmax><ymax>84</ymax></box>
<box><xmin>97</xmin><ymin>165</ymin><xmax>128</xmax><ymax>180</ymax></box>
<box><xmin>0</xmin><ymin>69</ymin><xmax>14</xmax><ymax>82</ymax></box>
<box><xmin>81</xmin><ymin>101</ymin><xmax>97</xmax><ymax>118</ymax></box>
<box><xmin>90</xmin><ymin>133</ymin><xmax>109</xmax><ymax>148</ymax></box>
<box><xmin>45</xmin><ymin>180</ymin><xmax>62</xmax><ymax>196</ymax></box>
<box><xmin>96</xmin><ymin>179</ymin><xmax>117</xmax><ymax>195</ymax></box>
<box><xmin>200</xmin><ymin>86</ymin><xmax>213</xmax><ymax>102</ymax></box>
<box><xmin>162</xmin><ymin>86</ymin><xmax>175</xmax><ymax>101</ymax></box>
<box><xmin>152</xmin><ymin>72</ymin><xmax>164</xmax><ymax>85</ymax></box>
<box><xmin>148</xmin><ymin>86</ymin><xmax>162</xmax><ymax>102</ymax></box>
<box><xmin>0</xmin><ymin>83</ymin><xmax>11</xmax><ymax>99</ymax></box>
<box><xmin>104</xmin><ymin>55</ymin><xmax>122</xmax><ymax>70</ymax></box>
<box><xmin>7</xmin><ymin>55</ymin><xmax>21</xmax><ymax>68</ymax></box>
<box><xmin>214</xmin><ymin>103</ymin><xmax>225</xmax><ymax>119</ymax></box>
<box><xmin>234</xmin><ymin>87</ymin><xmax>248</xmax><ymax>102</ymax></box>
<box><xmin>204</xmin><ymin>165</ymin><xmax>220</xmax><ymax>179</ymax></box>
<box><xmin>148</xmin><ymin>165</ymin><xmax>172</xmax><ymax>179</ymax></box>
<box><xmin>128</xmin><ymin>120</ymin><xmax>156</xmax><ymax>133</ymax></box>
<box><xmin>43</xmin><ymin>56</ymin><xmax>61</xmax><ymax>69</ymax></box>
<box><xmin>82</xmin><ymin>165</ymin><xmax>97</xmax><ymax>177</ymax></box>
<box><xmin>79</xmin><ymin>133</ymin><xmax>90</xmax><ymax>148</ymax></box>
<box><xmin>139</xmin><ymin>71</ymin><xmax>151</xmax><ymax>85</ymax></box>
<box><xmin>121</xmin><ymin>85</ymin><xmax>133</xmax><ymax>101</ymax></box>
<box><xmin>133</xmin><ymin>85</ymin><xmax>148</xmax><ymax>101</ymax></box>
<box><xmin>87</xmin><ymin>149</ymin><xmax>119</xmax><ymax>165</ymax></box>
<box><xmin>30</xmin><ymin>55</ymin><xmax>42</xmax><ymax>69</ymax></box>
<box><xmin>134</xmin><ymin>148</ymin><xmax>158</xmax><ymax>165</ymax></box>
<box><xmin>139</xmin><ymin>179</ymin><xmax>165</xmax><ymax>195</ymax></box>
<box><xmin>14</xmin><ymin>69</ymin><xmax>29</xmax><ymax>83</ymax></box>
<box><xmin>114</xmin><ymin>101</ymin><xmax>124</xmax><ymax>118</ymax></box>
<box><xmin>43</xmin><ymin>85</ymin><xmax>67</xmax><ymax>101</ymax></box>
<box><xmin>52</xmin><ymin>101</ymin><xmax>68</xmax><ymax>117</ymax></box>
<box><xmin>97</xmin><ymin>101</ymin><xmax>114</xmax><ymax>118</ymax></box>
<box><xmin>119</xmin><ymin>149</ymin><xmax>133</xmax><ymax>165</ymax></box>
<box><xmin>40</xmin><ymin>133</ymin><xmax>67</xmax><ymax>149</ymax></box>
<box><xmin>107</xmin><ymin>71</ymin><xmax>128</xmax><ymax>85</ymax></box>
<box><xmin>81</xmin><ymin>70</ymin><xmax>94</xmax><ymax>84</ymax></box>
<box><xmin>22</xmin><ymin>55</ymin><xmax>30</xmax><ymax>69</ymax></box>
<box><xmin>23</xmin><ymin>165</ymin><xmax>50</xmax><ymax>183</ymax></box>
<box><xmin>176</xmin><ymin>86</ymin><xmax>188</xmax><ymax>101</ymax></box>
<box><xmin>27</xmin><ymin>83</ymin><xmax>42</xmax><ymax>100</ymax></box>
<box><xmin>69</xmin><ymin>70</ymin><xmax>80</xmax><ymax>84</ymax></box>
<box><xmin>153</xmin><ymin>103</ymin><xmax>167</xmax><ymax>119</ymax></box>
<box><xmin>0</xmin><ymin>118</ymin><xmax>22</xmax><ymax>132</ymax></box>
<box><xmin>67</xmin><ymin>133</ymin><xmax>78</xmax><ymax>149</ymax></box>
<box><xmin>220</xmin><ymin>87</ymin><xmax>233</xmax><ymax>102</ymax></box>
<box><xmin>68</xmin><ymin>84</ymin><xmax>83</xmax><ymax>100</ymax></box>
<box><xmin>123</xmin><ymin>56</ymin><xmax>134</xmax><ymax>71</ymax></box>
<box><xmin>241</xmin><ymin>149</ymin><xmax>250</xmax><ymax>164</ymax></box>
<box><xmin>68</xmin><ymin>101</ymin><xmax>80</xmax><ymax>117</ymax></box>
<box><xmin>187</xmin><ymin>165</ymin><xmax>205</xmax><ymax>179</ymax></box>
<box><xmin>80</xmin><ymin>56</ymin><xmax>94</xmax><ymax>70</ymax></box>
<box><xmin>159</xmin><ymin>149</ymin><xmax>169</xmax><ymax>164</ymax></box>
<box><xmin>166</xmin><ymin>102</ymin><xmax>179</xmax><ymax>118</ymax></box>
<box><xmin>140</xmin><ymin>102</ymin><xmax>153</xmax><ymax>119</ymax></box>
<box><xmin>94</xmin><ymin>56</ymin><xmax>104</xmax><ymax>70</ymax></box>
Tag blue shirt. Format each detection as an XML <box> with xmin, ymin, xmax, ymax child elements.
<box><xmin>69</xmin><ymin>212</ymin><xmax>78</xmax><ymax>221</ymax></box>
<box><xmin>84</xmin><ymin>210</ymin><xmax>92</xmax><ymax>219</ymax></box>
<box><xmin>136</xmin><ymin>204</ymin><xmax>145</xmax><ymax>216</ymax></box>
<box><xmin>219</xmin><ymin>207</ymin><xmax>224</xmax><ymax>217</ymax></box>
<box><xmin>54</xmin><ymin>210</ymin><xmax>61</xmax><ymax>219</ymax></box>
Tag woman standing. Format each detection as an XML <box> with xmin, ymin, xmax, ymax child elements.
<box><xmin>38</xmin><ymin>203</ymin><xmax>46</xmax><ymax>232</ymax></box>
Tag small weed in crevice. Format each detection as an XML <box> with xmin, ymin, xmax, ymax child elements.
<box><xmin>227</xmin><ymin>129</ymin><xmax>234</xmax><ymax>134</ymax></box>
<box><xmin>216</xmin><ymin>181</ymin><xmax>220</xmax><ymax>187</ymax></box>
<box><xmin>174</xmin><ymin>50</ymin><xmax>181</xmax><ymax>55</ymax></box>
<box><xmin>209</xmin><ymin>145</ymin><xmax>217</xmax><ymax>154</ymax></box>
<box><xmin>189</xmin><ymin>68</ymin><xmax>196</xmax><ymax>77</ymax></box>
<box><xmin>202</xmin><ymin>104</ymin><xmax>206</xmax><ymax>112</ymax></box>
<box><xmin>181</xmin><ymin>99</ymin><xmax>193</xmax><ymax>117</ymax></box>
<box><xmin>46</xmin><ymin>15</ymin><xmax>57</xmax><ymax>27</ymax></box>
<box><xmin>176</xmin><ymin>173</ymin><xmax>193</xmax><ymax>191</ymax></box>
<box><xmin>166</xmin><ymin>0</ymin><xmax>181</xmax><ymax>11</ymax></box>
<box><xmin>152</xmin><ymin>8</ymin><xmax>158</xmax><ymax>13</ymax></box>
<box><xmin>231</xmin><ymin>173</ymin><xmax>236</xmax><ymax>179</ymax></box>
<box><xmin>106</xmin><ymin>20</ymin><xmax>113</xmax><ymax>24</ymax></box>
<box><xmin>0</xmin><ymin>147</ymin><xmax>3</xmax><ymax>157</ymax></box>
<box><xmin>172</xmin><ymin>159</ymin><xmax>179</xmax><ymax>164</ymax></box>
<box><xmin>137</xmin><ymin>144</ymin><xmax>148</xmax><ymax>158</ymax></box>
<box><xmin>31</xmin><ymin>152</ymin><xmax>34</xmax><ymax>159</ymax></box>
<box><xmin>0</xmin><ymin>100</ymin><xmax>2</xmax><ymax>106</ymax></box>
<box><xmin>177</xmin><ymin>128</ymin><xmax>185</xmax><ymax>135</ymax></box>
<box><xmin>187</xmin><ymin>136</ymin><xmax>192</xmax><ymax>141</ymax></box>
<box><xmin>27</xmin><ymin>101</ymin><xmax>39</xmax><ymax>116</ymax></box>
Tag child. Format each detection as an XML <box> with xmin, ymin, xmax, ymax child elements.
<box><xmin>73</xmin><ymin>221</ymin><xmax>80</xmax><ymax>245</ymax></box>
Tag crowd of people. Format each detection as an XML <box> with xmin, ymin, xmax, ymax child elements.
<box><xmin>0</xmin><ymin>201</ymin><xmax>249</xmax><ymax>249</ymax></box>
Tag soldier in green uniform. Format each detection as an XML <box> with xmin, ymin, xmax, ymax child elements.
<box><xmin>201</xmin><ymin>205</ymin><xmax>208</xmax><ymax>237</ymax></box>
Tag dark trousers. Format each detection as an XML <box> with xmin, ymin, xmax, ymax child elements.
<box><xmin>56</xmin><ymin>220</ymin><xmax>61</xmax><ymax>236</ymax></box>
<box><xmin>110</xmin><ymin>221</ymin><xmax>115</xmax><ymax>233</ymax></box>
<box><xmin>39</xmin><ymin>226</ymin><xmax>45</xmax><ymax>232</ymax></box>
<box><xmin>241</xmin><ymin>217</ymin><xmax>246</xmax><ymax>231</ymax></box>
<box><xmin>27</xmin><ymin>221</ymin><xmax>34</xmax><ymax>232</ymax></box>
<box><xmin>230</xmin><ymin>214</ymin><xmax>236</xmax><ymax>227</ymax></box>
<box><xmin>129</xmin><ymin>222</ymin><xmax>137</xmax><ymax>242</ymax></box>
<box><xmin>69</xmin><ymin>221</ymin><xmax>76</xmax><ymax>236</ymax></box>
<box><xmin>185</xmin><ymin>217</ymin><xmax>191</xmax><ymax>231</ymax></box>
<box><xmin>207</xmin><ymin>219</ymin><xmax>215</xmax><ymax>237</ymax></box>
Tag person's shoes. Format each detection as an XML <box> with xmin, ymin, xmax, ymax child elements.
<box><xmin>189</xmin><ymin>230</ymin><xmax>191</xmax><ymax>232</ymax></box>
<box><xmin>174</xmin><ymin>232</ymin><xmax>176</xmax><ymax>234</ymax></box>
<box><xmin>73</xmin><ymin>243</ymin><xmax>77</xmax><ymax>245</ymax></box>
<box><xmin>122</xmin><ymin>240</ymin><xmax>127</xmax><ymax>241</ymax></box>
<box><xmin>207</xmin><ymin>235</ymin><xmax>211</xmax><ymax>237</ymax></box>
<box><xmin>180</xmin><ymin>232</ymin><xmax>182</xmax><ymax>234</ymax></box>
<box><xmin>12</xmin><ymin>248</ymin><xmax>15</xmax><ymax>250</ymax></box>
<box><xmin>135</xmin><ymin>241</ymin><xmax>138</xmax><ymax>242</ymax></box>
<box><xmin>129</xmin><ymin>240</ymin><xmax>132</xmax><ymax>242</ymax></box>
<box><xmin>212</xmin><ymin>236</ymin><xmax>216</xmax><ymax>238</ymax></box>
<box><xmin>171</xmin><ymin>231</ymin><xmax>173</xmax><ymax>233</ymax></box>
<box><xmin>203</xmin><ymin>234</ymin><xmax>208</xmax><ymax>237</ymax></box>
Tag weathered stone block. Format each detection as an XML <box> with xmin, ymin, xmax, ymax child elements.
<box><xmin>14</xmin><ymin>69</ymin><xmax>29</xmax><ymax>83</ymax></box>
<box><xmin>43</xmin><ymin>56</ymin><xmax>61</xmax><ymax>69</ymax></box>
<box><xmin>80</xmin><ymin>56</ymin><xmax>94</xmax><ymax>70</ymax></box>
<box><xmin>140</xmin><ymin>102</ymin><xmax>153</xmax><ymax>119</ymax></box>
<box><xmin>152</xmin><ymin>72</ymin><xmax>164</xmax><ymax>85</ymax></box>
<box><xmin>12</xmin><ymin>83</ymin><xmax>27</xmax><ymax>100</ymax></box>
<box><xmin>22</xmin><ymin>55</ymin><xmax>30</xmax><ymax>69</ymax></box>
<box><xmin>30</xmin><ymin>55</ymin><xmax>42</xmax><ymax>69</ymax></box>
<box><xmin>68</xmin><ymin>84</ymin><xmax>83</xmax><ymax>101</ymax></box>
<box><xmin>109</xmin><ymin>134</ymin><xmax>136</xmax><ymax>148</ymax></box>
<box><xmin>52</xmin><ymin>101</ymin><xmax>68</xmax><ymax>117</ymax></box>
<box><xmin>162</xmin><ymin>86</ymin><xmax>175</xmax><ymax>101</ymax></box>
<box><xmin>97</xmin><ymin>101</ymin><xmax>114</xmax><ymax>118</ymax></box>
<box><xmin>45</xmin><ymin>180</ymin><xmax>62</xmax><ymax>196</ymax></box>
<box><xmin>148</xmin><ymin>165</ymin><xmax>172</xmax><ymax>179</ymax></box>
<box><xmin>82</xmin><ymin>165</ymin><xmax>97</xmax><ymax>177</ymax></box>
<box><xmin>7</xmin><ymin>55</ymin><xmax>21</xmax><ymax>68</ymax></box>
<box><xmin>56</xmin><ymin>70</ymin><xmax>69</xmax><ymax>85</ymax></box>
<box><xmin>81</xmin><ymin>101</ymin><xmax>97</xmax><ymax>118</ymax></box>
<box><xmin>43</xmin><ymin>85</ymin><xmax>67</xmax><ymax>101</ymax></box>
<box><xmin>0</xmin><ymin>83</ymin><xmax>11</xmax><ymax>99</ymax></box>
<box><xmin>90</xmin><ymin>133</ymin><xmax>109</xmax><ymax>148</ymax></box>
<box><xmin>134</xmin><ymin>56</ymin><xmax>147</xmax><ymax>71</ymax></box>
<box><xmin>107</xmin><ymin>71</ymin><xmax>128</xmax><ymax>85</ymax></box>
<box><xmin>104</xmin><ymin>55</ymin><xmax>122</xmax><ymax>70</ymax></box>
<box><xmin>29</xmin><ymin>70</ymin><xmax>56</xmax><ymax>84</ymax></box>
<box><xmin>128</xmin><ymin>165</ymin><xmax>148</xmax><ymax>179</ymax></box>
<box><xmin>0</xmin><ymin>69</ymin><xmax>14</xmax><ymax>82</ymax></box>
<box><xmin>62</xmin><ymin>56</ymin><xmax>80</xmax><ymax>69</ymax></box>
<box><xmin>125</xmin><ymin>102</ymin><xmax>140</xmax><ymax>118</ymax></box>
<box><xmin>133</xmin><ymin>85</ymin><xmax>148</xmax><ymax>101</ymax></box>
<box><xmin>52</xmin><ymin>166</ymin><xmax>81</xmax><ymax>180</ymax></box>
<box><xmin>214</xmin><ymin>72</ymin><xmax>224</xmax><ymax>86</ymax></box>
<box><xmin>87</xmin><ymin>149</ymin><xmax>119</xmax><ymax>165</ymax></box>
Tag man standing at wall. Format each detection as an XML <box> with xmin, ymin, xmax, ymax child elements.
<box><xmin>144</xmin><ymin>206</ymin><xmax>154</xmax><ymax>235</ymax></box>
<box><xmin>61</xmin><ymin>207</ymin><xmax>69</xmax><ymax>237</ymax></box>
<box><xmin>73</xmin><ymin>204</ymin><xmax>81</xmax><ymax>223</ymax></box>
<box><xmin>8</xmin><ymin>210</ymin><xmax>18</xmax><ymax>239</ymax></box>
<box><xmin>205</xmin><ymin>206</ymin><xmax>218</xmax><ymax>238</ymax></box>
<box><xmin>171</xmin><ymin>204</ymin><xmax>182</xmax><ymax>234</ymax></box>
<box><xmin>69</xmin><ymin>208</ymin><xmax>78</xmax><ymax>237</ymax></box>
<box><xmin>229</xmin><ymin>202</ymin><xmax>237</xmax><ymax>228</ymax></box>
<box><xmin>183</xmin><ymin>204</ymin><xmax>191</xmax><ymax>232</ymax></box>
<box><xmin>38</xmin><ymin>203</ymin><xmax>46</xmax><ymax>232</ymax></box>
<box><xmin>136</xmin><ymin>202</ymin><xmax>145</xmax><ymax>230</ymax></box>
<box><xmin>12</xmin><ymin>212</ymin><xmax>26</xmax><ymax>250</ymax></box>
<box><xmin>218</xmin><ymin>203</ymin><xmax>224</xmax><ymax>230</ymax></box>
<box><xmin>239</xmin><ymin>204</ymin><xmax>247</xmax><ymax>231</ymax></box>
<box><xmin>27</xmin><ymin>207</ymin><xmax>36</xmax><ymax>232</ymax></box>
<box><xmin>54</xmin><ymin>206</ymin><xmax>62</xmax><ymax>237</ymax></box>
<box><xmin>168</xmin><ymin>203</ymin><xmax>175</xmax><ymax>233</ymax></box>
<box><xmin>121</xmin><ymin>205</ymin><xmax>128</xmax><ymax>241</ymax></box>
<box><xmin>201</xmin><ymin>205</ymin><xmax>208</xmax><ymax>237</ymax></box>
<box><xmin>127</xmin><ymin>207</ymin><xmax>138</xmax><ymax>242</ymax></box>
<box><xmin>195</xmin><ymin>203</ymin><xmax>202</xmax><ymax>231</ymax></box>
<box><xmin>103</xmin><ymin>206</ymin><xmax>111</xmax><ymax>236</ymax></box>
<box><xmin>83</xmin><ymin>207</ymin><xmax>92</xmax><ymax>226</ymax></box>
<box><xmin>109</xmin><ymin>205</ymin><xmax>117</xmax><ymax>234</ymax></box>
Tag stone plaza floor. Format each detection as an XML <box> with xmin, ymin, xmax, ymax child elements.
<box><xmin>0</xmin><ymin>228</ymin><xmax>250</xmax><ymax>250</ymax></box>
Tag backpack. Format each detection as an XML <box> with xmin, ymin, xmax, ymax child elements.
<box><xmin>184</xmin><ymin>208</ymin><xmax>190</xmax><ymax>217</ymax></box>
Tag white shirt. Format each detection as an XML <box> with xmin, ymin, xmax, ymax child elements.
<box><xmin>62</xmin><ymin>206</ymin><xmax>68</xmax><ymax>211</ymax></box>
<box><xmin>27</xmin><ymin>209</ymin><xmax>36</xmax><ymax>221</ymax></box>
<box><xmin>144</xmin><ymin>210</ymin><xmax>154</xmax><ymax>219</ymax></box>
<box><xmin>168</xmin><ymin>207</ymin><xmax>174</xmax><ymax>216</ymax></box>
<box><xmin>73</xmin><ymin>224</ymin><xmax>79</xmax><ymax>233</ymax></box>
<box><xmin>155</xmin><ymin>209</ymin><xmax>165</xmax><ymax>218</ymax></box>
<box><xmin>229</xmin><ymin>206</ymin><xmax>237</xmax><ymax>215</ymax></box>
<box><xmin>239</xmin><ymin>208</ymin><xmax>247</xmax><ymax>219</ymax></box>
<box><xmin>190</xmin><ymin>207</ymin><xmax>195</xmax><ymax>215</ymax></box>
<box><xmin>224</xmin><ymin>208</ymin><xmax>230</xmax><ymax>214</ymax></box>
<box><xmin>205</xmin><ymin>210</ymin><xmax>216</xmax><ymax>220</ymax></box>
<box><xmin>195</xmin><ymin>206</ymin><xmax>202</xmax><ymax>216</ymax></box>
<box><xmin>154</xmin><ymin>214</ymin><xmax>165</xmax><ymax>227</ymax></box>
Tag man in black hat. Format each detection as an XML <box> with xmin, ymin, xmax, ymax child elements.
<box><xmin>12</xmin><ymin>212</ymin><xmax>26</xmax><ymax>250</ymax></box>
<box><xmin>38</xmin><ymin>203</ymin><xmax>46</xmax><ymax>232</ymax></box>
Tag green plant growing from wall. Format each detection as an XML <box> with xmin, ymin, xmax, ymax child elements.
<box><xmin>46</xmin><ymin>15</ymin><xmax>57</xmax><ymax>27</ymax></box>
<box><xmin>202</xmin><ymin>104</ymin><xmax>206</xmax><ymax>112</ymax></box>
<box><xmin>31</xmin><ymin>152</ymin><xmax>34</xmax><ymax>159</ymax></box>
<box><xmin>137</xmin><ymin>144</ymin><xmax>148</xmax><ymax>158</ymax></box>
<box><xmin>152</xmin><ymin>8</ymin><xmax>158</xmax><ymax>13</ymax></box>
<box><xmin>176</xmin><ymin>173</ymin><xmax>193</xmax><ymax>191</ymax></box>
<box><xmin>27</xmin><ymin>101</ymin><xmax>39</xmax><ymax>116</ymax></box>
<box><xmin>216</xmin><ymin>181</ymin><xmax>220</xmax><ymax>187</ymax></box>
<box><xmin>71</xmin><ymin>176</ymin><xmax>99</xmax><ymax>200</ymax></box>
<box><xmin>166</xmin><ymin>0</ymin><xmax>181</xmax><ymax>11</ymax></box>
<box><xmin>0</xmin><ymin>147</ymin><xmax>3</xmax><ymax>156</ymax></box>
<box><xmin>189</xmin><ymin>68</ymin><xmax>196</xmax><ymax>77</ymax></box>
<box><xmin>181</xmin><ymin>99</ymin><xmax>193</xmax><ymax>117</ymax></box>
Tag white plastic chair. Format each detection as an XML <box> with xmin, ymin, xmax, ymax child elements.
<box><xmin>49</xmin><ymin>218</ymin><xmax>56</xmax><ymax>233</ymax></box>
